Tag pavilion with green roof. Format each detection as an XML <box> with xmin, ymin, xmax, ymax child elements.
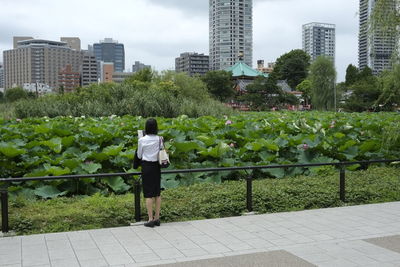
<box><xmin>225</xmin><ymin>61</ymin><xmax>268</xmax><ymax>92</ymax></box>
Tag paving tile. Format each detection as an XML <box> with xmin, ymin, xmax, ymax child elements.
<box><xmin>198</xmin><ymin>242</ymin><xmax>231</xmax><ymax>254</ymax></box>
<box><xmin>188</xmin><ymin>234</ymin><xmax>217</xmax><ymax>245</ymax></box>
<box><xmin>179</xmin><ymin>248</ymin><xmax>209</xmax><ymax>257</ymax></box>
<box><xmin>132</xmin><ymin>252</ymin><xmax>161</xmax><ymax>263</ymax></box>
<box><xmin>74</xmin><ymin>248</ymin><xmax>104</xmax><ymax>261</ymax></box>
<box><xmin>21</xmin><ymin>255</ymin><xmax>50</xmax><ymax>266</ymax></box>
<box><xmin>50</xmin><ymin>258</ymin><xmax>80</xmax><ymax>267</ymax></box>
<box><xmin>0</xmin><ymin>253</ymin><xmax>21</xmax><ymax>265</ymax></box>
<box><xmin>67</xmin><ymin>231</ymin><xmax>92</xmax><ymax>241</ymax></box>
<box><xmin>48</xmin><ymin>248</ymin><xmax>76</xmax><ymax>260</ymax></box>
<box><xmin>125</xmin><ymin>244</ymin><xmax>154</xmax><ymax>256</ymax></box>
<box><xmin>145</xmin><ymin>239</ymin><xmax>172</xmax><ymax>249</ymax></box>
<box><xmin>243</xmin><ymin>238</ymin><xmax>275</xmax><ymax>249</ymax></box>
<box><xmin>170</xmin><ymin>239</ymin><xmax>199</xmax><ymax>250</ymax></box>
<box><xmin>98</xmin><ymin>243</ymin><xmax>126</xmax><ymax>255</ymax></box>
<box><xmin>154</xmin><ymin>247</ymin><xmax>184</xmax><ymax>260</ymax></box>
<box><xmin>70</xmin><ymin>239</ymin><xmax>98</xmax><ymax>250</ymax></box>
<box><xmin>46</xmin><ymin>239</ymin><xmax>72</xmax><ymax>251</ymax></box>
<box><xmin>79</xmin><ymin>258</ymin><xmax>109</xmax><ymax>267</ymax></box>
<box><xmin>103</xmin><ymin>252</ymin><xmax>135</xmax><ymax>265</ymax></box>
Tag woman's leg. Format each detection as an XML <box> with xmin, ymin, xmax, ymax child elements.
<box><xmin>154</xmin><ymin>196</ymin><xmax>161</xmax><ymax>220</ymax></box>
<box><xmin>145</xmin><ymin>198</ymin><xmax>154</xmax><ymax>221</ymax></box>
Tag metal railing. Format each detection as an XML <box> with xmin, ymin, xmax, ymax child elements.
<box><xmin>1</xmin><ymin>159</ymin><xmax>399</xmax><ymax>233</ymax></box>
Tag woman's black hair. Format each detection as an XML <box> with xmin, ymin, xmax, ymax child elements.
<box><xmin>145</xmin><ymin>118</ymin><xmax>158</xmax><ymax>135</ymax></box>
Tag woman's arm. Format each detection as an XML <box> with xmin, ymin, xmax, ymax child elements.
<box><xmin>137</xmin><ymin>139</ymin><xmax>143</xmax><ymax>159</ymax></box>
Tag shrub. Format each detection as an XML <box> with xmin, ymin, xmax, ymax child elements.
<box><xmin>14</xmin><ymin>72</ymin><xmax>234</xmax><ymax>118</ymax></box>
<box><xmin>4</xmin><ymin>166</ymin><xmax>399</xmax><ymax>235</ymax></box>
<box><xmin>5</xmin><ymin>87</ymin><xmax>28</xmax><ymax>102</ymax></box>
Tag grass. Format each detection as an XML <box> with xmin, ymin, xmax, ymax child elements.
<box><xmin>2</xmin><ymin>166</ymin><xmax>400</xmax><ymax>235</ymax></box>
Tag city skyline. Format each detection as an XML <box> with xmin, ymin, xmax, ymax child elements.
<box><xmin>0</xmin><ymin>0</ymin><xmax>359</xmax><ymax>82</ymax></box>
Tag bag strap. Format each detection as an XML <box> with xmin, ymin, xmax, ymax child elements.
<box><xmin>159</xmin><ymin>136</ymin><xmax>164</xmax><ymax>150</ymax></box>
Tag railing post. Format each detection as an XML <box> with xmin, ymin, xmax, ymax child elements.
<box><xmin>246</xmin><ymin>174</ymin><xmax>253</xmax><ymax>212</ymax></box>
<box><xmin>134</xmin><ymin>178</ymin><xmax>141</xmax><ymax>222</ymax></box>
<box><xmin>340</xmin><ymin>167</ymin><xmax>346</xmax><ymax>202</ymax></box>
<box><xmin>1</xmin><ymin>183</ymin><xmax>9</xmax><ymax>233</ymax></box>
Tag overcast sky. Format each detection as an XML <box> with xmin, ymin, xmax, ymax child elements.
<box><xmin>0</xmin><ymin>0</ymin><xmax>359</xmax><ymax>82</ymax></box>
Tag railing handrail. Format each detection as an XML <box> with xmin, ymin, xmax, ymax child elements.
<box><xmin>1</xmin><ymin>159</ymin><xmax>399</xmax><ymax>183</ymax></box>
<box><xmin>1</xmin><ymin>158</ymin><xmax>400</xmax><ymax>234</ymax></box>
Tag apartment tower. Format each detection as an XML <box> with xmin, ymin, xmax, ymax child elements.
<box><xmin>359</xmin><ymin>0</ymin><xmax>397</xmax><ymax>74</ymax></box>
<box><xmin>302</xmin><ymin>22</ymin><xmax>336</xmax><ymax>63</ymax></box>
<box><xmin>209</xmin><ymin>0</ymin><xmax>253</xmax><ymax>70</ymax></box>
<box><xmin>175</xmin><ymin>52</ymin><xmax>209</xmax><ymax>76</ymax></box>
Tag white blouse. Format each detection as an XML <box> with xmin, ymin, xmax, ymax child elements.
<box><xmin>137</xmin><ymin>134</ymin><xmax>163</xmax><ymax>162</ymax></box>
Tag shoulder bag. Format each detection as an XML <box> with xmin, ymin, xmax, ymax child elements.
<box><xmin>158</xmin><ymin>136</ymin><xmax>170</xmax><ymax>168</ymax></box>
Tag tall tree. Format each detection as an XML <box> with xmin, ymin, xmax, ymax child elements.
<box><xmin>344</xmin><ymin>77</ymin><xmax>380</xmax><ymax>112</ymax></box>
<box><xmin>375</xmin><ymin>64</ymin><xmax>400</xmax><ymax>110</ymax></box>
<box><xmin>345</xmin><ymin>64</ymin><xmax>359</xmax><ymax>86</ymax></box>
<box><xmin>201</xmin><ymin>70</ymin><xmax>234</xmax><ymax>102</ymax></box>
<box><xmin>296</xmin><ymin>79</ymin><xmax>312</xmax><ymax>106</ymax></box>
<box><xmin>271</xmin><ymin>49</ymin><xmax>311</xmax><ymax>89</ymax></box>
<box><xmin>309</xmin><ymin>56</ymin><xmax>336</xmax><ymax>111</ymax></box>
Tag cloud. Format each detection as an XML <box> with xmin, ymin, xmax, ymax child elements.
<box><xmin>0</xmin><ymin>0</ymin><xmax>359</xmax><ymax>81</ymax></box>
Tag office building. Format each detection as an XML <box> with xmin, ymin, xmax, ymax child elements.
<box><xmin>112</xmin><ymin>72</ymin><xmax>133</xmax><ymax>83</ymax></box>
<box><xmin>93</xmin><ymin>38</ymin><xmax>125</xmax><ymax>72</ymax></box>
<box><xmin>58</xmin><ymin>64</ymin><xmax>80</xmax><ymax>93</ymax></box>
<box><xmin>209</xmin><ymin>0</ymin><xmax>253</xmax><ymax>70</ymax></box>
<box><xmin>0</xmin><ymin>63</ymin><xmax>4</xmax><ymax>90</ymax></box>
<box><xmin>175</xmin><ymin>52</ymin><xmax>209</xmax><ymax>76</ymax></box>
<box><xmin>132</xmin><ymin>61</ymin><xmax>150</xmax><ymax>73</ymax></box>
<box><xmin>99</xmin><ymin>62</ymin><xmax>114</xmax><ymax>83</ymax></box>
<box><xmin>302</xmin><ymin>22</ymin><xmax>336</xmax><ymax>63</ymax></box>
<box><xmin>81</xmin><ymin>52</ymin><xmax>98</xmax><ymax>86</ymax></box>
<box><xmin>359</xmin><ymin>0</ymin><xmax>397</xmax><ymax>74</ymax></box>
<box><xmin>60</xmin><ymin>37</ymin><xmax>81</xmax><ymax>51</ymax></box>
<box><xmin>3</xmin><ymin>38</ymin><xmax>83</xmax><ymax>89</ymax></box>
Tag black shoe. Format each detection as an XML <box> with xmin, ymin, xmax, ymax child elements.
<box><xmin>154</xmin><ymin>219</ymin><xmax>161</xmax><ymax>226</ymax></box>
<box><xmin>144</xmin><ymin>220</ymin><xmax>155</xmax><ymax>228</ymax></box>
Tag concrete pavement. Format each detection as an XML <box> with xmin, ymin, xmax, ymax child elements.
<box><xmin>1</xmin><ymin>202</ymin><xmax>400</xmax><ymax>267</ymax></box>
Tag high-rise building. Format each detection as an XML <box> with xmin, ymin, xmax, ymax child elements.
<box><xmin>175</xmin><ymin>52</ymin><xmax>209</xmax><ymax>76</ymax></box>
<box><xmin>93</xmin><ymin>38</ymin><xmax>125</xmax><ymax>72</ymax></box>
<box><xmin>3</xmin><ymin>38</ymin><xmax>83</xmax><ymax>89</ymax></box>
<box><xmin>209</xmin><ymin>0</ymin><xmax>253</xmax><ymax>70</ymax></box>
<box><xmin>81</xmin><ymin>52</ymin><xmax>98</xmax><ymax>86</ymax></box>
<box><xmin>302</xmin><ymin>22</ymin><xmax>336</xmax><ymax>63</ymax></box>
<box><xmin>132</xmin><ymin>61</ymin><xmax>150</xmax><ymax>73</ymax></box>
<box><xmin>60</xmin><ymin>37</ymin><xmax>81</xmax><ymax>51</ymax></box>
<box><xmin>13</xmin><ymin>36</ymin><xmax>33</xmax><ymax>49</ymax></box>
<box><xmin>359</xmin><ymin>0</ymin><xmax>397</xmax><ymax>75</ymax></box>
<box><xmin>0</xmin><ymin>63</ymin><xmax>4</xmax><ymax>90</ymax></box>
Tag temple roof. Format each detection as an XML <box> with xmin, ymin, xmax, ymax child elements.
<box><xmin>226</xmin><ymin>61</ymin><xmax>268</xmax><ymax>78</ymax></box>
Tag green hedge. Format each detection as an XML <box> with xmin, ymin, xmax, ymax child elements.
<box><xmin>3</xmin><ymin>166</ymin><xmax>400</xmax><ymax>235</ymax></box>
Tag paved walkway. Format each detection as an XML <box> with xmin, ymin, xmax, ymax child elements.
<box><xmin>1</xmin><ymin>202</ymin><xmax>400</xmax><ymax>267</ymax></box>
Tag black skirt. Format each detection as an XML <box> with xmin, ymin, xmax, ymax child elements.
<box><xmin>141</xmin><ymin>161</ymin><xmax>161</xmax><ymax>198</ymax></box>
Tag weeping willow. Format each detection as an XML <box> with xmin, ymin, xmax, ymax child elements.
<box><xmin>370</xmin><ymin>0</ymin><xmax>400</xmax><ymax>64</ymax></box>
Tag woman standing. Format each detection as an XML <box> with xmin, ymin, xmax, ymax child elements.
<box><xmin>137</xmin><ymin>118</ymin><xmax>162</xmax><ymax>227</ymax></box>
